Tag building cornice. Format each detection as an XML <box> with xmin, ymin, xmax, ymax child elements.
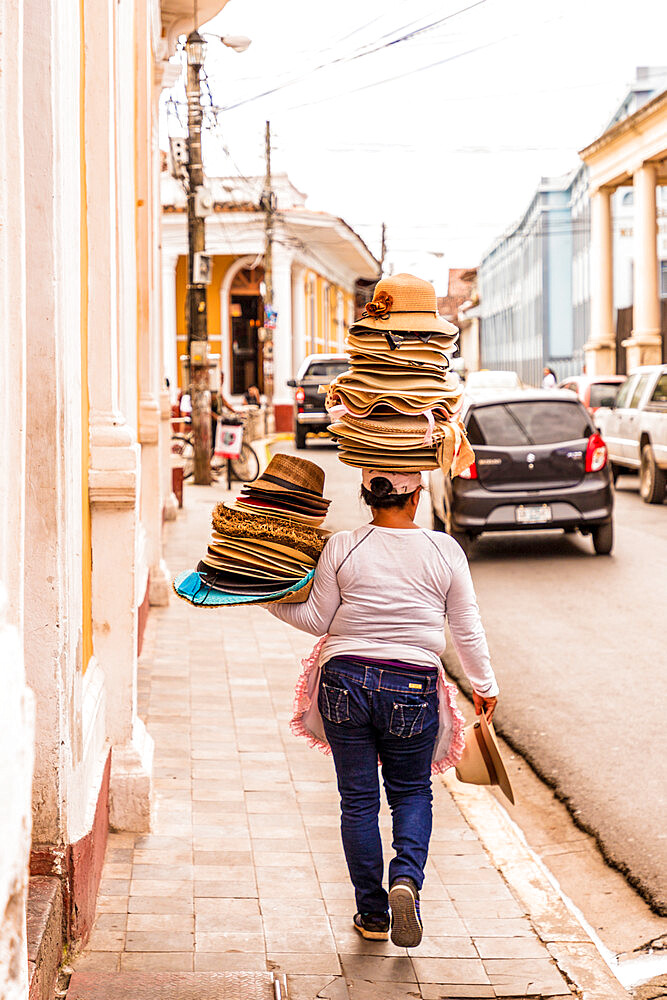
<box><xmin>579</xmin><ymin>89</ymin><xmax>667</xmax><ymax>161</ymax></box>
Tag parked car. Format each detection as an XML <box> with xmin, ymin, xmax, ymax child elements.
<box><xmin>594</xmin><ymin>364</ymin><xmax>667</xmax><ymax>503</ymax></box>
<box><xmin>429</xmin><ymin>390</ymin><xmax>614</xmax><ymax>556</ymax></box>
<box><xmin>558</xmin><ymin>374</ymin><xmax>626</xmax><ymax>415</ymax></box>
<box><xmin>464</xmin><ymin>369</ymin><xmax>523</xmax><ymax>393</ymax></box>
<box><xmin>287</xmin><ymin>353</ymin><xmax>349</xmax><ymax>449</ymax></box>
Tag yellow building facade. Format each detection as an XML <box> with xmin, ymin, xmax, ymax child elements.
<box><xmin>162</xmin><ymin>173</ymin><xmax>377</xmax><ymax>430</ymax></box>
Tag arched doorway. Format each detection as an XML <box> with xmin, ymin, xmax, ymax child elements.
<box><xmin>229</xmin><ymin>264</ymin><xmax>265</xmax><ymax>395</ymax></box>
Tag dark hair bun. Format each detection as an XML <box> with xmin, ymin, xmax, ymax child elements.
<box><xmin>369</xmin><ymin>476</ymin><xmax>393</xmax><ymax>498</ymax></box>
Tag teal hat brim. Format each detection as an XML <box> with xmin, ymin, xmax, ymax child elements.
<box><xmin>173</xmin><ymin>568</ymin><xmax>315</xmax><ymax>607</ymax></box>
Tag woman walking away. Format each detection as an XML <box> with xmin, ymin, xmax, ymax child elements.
<box><xmin>267</xmin><ymin>469</ymin><xmax>498</xmax><ymax>948</ymax></box>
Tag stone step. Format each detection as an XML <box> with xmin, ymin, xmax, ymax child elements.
<box><xmin>67</xmin><ymin>971</ymin><xmax>286</xmax><ymax>1000</ymax></box>
<box><xmin>27</xmin><ymin>876</ymin><xmax>63</xmax><ymax>1000</ymax></box>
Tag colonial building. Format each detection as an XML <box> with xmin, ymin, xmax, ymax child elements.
<box><xmin>581</xmin><ymin>87</ymin><xmax>667</xmax><ymax>373</ymax></box>
<box><xmin>0</xmin><ymin>0</ymin><xmax>227</xmax><ymax>995</ymax></box>
<box><xmin>161</xmin><ymin>173</ymin><xmax>379</xmax><ymax>430</ymax></box>
<box><xmin>477</xmin><ymin>67</ymin><xmax>667</xmax><ymax>385</ymax></box>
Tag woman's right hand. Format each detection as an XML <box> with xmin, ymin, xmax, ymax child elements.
<box><xmin>473</xmin><ymin>690</ymin><xmax>497</xmax><ymax>723</ymax></box>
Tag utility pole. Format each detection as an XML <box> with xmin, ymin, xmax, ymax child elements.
<box><xmin>185</xmin><ymin>28</ymin><xmax>211</xmax><ymax>485</ymax></box>
<box><xmin>379</xmin><ymin>222</ymin><xmax>387</xmax><ymax>279</ymax></box>
<box><xmin>260</xmin><ymin>120</ymin><xmax>276</xmax><ymax>406</ymax></box>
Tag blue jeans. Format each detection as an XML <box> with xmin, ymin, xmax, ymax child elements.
<box><xmin>318</xmin><ymin>656</ymin><xmax>439</xmax><ymax>914</ymax></box>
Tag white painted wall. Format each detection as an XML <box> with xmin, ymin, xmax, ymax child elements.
<box><xmin>0</xmin><ymin>2</ymin><xmax>34</xmax><ymax>996</ymax></box>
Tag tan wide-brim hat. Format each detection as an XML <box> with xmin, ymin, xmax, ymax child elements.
<box><xmin>346</xmin><ymin>332</ymin><xmax>456</xmax><ymax>356</ymax></box>
<box><xmin>352</xmin><ymin>273</ymin><xmax>459</xmax><ymax>336</ymax></box>
<box><xmin>326</xmin><ymin>384</ymin><xmax>463</xmax><ymax>418</ymax></box>
<box><xmin>338</xmin><ymin>450</ymin><xmax>440</xmax><ymax>472</ymax></box>
<box><xmin>455</xmin><ymin>713</ymin><xmax>515</xmax><ymax>805</ymax></box>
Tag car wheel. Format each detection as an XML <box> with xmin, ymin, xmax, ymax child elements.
<box><xmin>295</xmin><ymin>426</ymin><xmax>308</xmax><ymax>449</ymax></box>
<box><xmin>432</xmin><ymin>507</ymin><xmax>445</xmax><ymax>532</ymax></box>
<box><xmin>591</xmin><ymin>520</ymin><xmax>613</xmax><ymax>556</ymax></box>
<box><xmin>451</xmin><ymin>530</ymin><xmax>472</xmax><ymax>556</ymax></box>
<box><xmin>444</xmin><ymin>508</ymin><xmax>472</xmax><ymax>555</ymax></box>
<box><xmin>639</xmin><ymin>444</ymin><xmax>667</xmax><ymax>504</ymax></box>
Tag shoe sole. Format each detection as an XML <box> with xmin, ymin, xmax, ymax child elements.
<box><xmin>353</xmin><ymin>921</ymin><xmax>389</xmax><ymax>941</ymax></box>
<box><xmin>389</xmin><ymin>884</ymin><xmax>423</xmax><ymax>948</ymax></box>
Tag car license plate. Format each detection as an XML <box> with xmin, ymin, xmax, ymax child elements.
<box><xmin>515</xmin><ymin>504</ymin><xmax>552</xmax><ymax>524</ymax></box>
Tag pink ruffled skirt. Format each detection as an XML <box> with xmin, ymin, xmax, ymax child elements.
<box><xmin>290</xmin><ymin>636</ymin><xmax>465</xmax><ymax>774</ymax></box>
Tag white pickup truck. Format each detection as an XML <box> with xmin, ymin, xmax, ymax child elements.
<box><xmin>596</xmin><ymin>364</ymin><xmax>667</xmax><ymax>503</ymax></box>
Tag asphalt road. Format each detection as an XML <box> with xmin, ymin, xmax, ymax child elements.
<box><xmin>285</xmin><ymin>438</ymin><xmax>667</xmax><ymax>913</ymax></box>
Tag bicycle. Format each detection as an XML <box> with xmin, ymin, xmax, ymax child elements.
<box><xmin>171</xmin><ymin>414</ymin><xmax>260</xmax><ymax>484</ymax></box>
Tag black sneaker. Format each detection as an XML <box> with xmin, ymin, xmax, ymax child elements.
<box><xmin>389</xmin><ymin>877</ymin><xmax>423</xmax><ymax>948</ymax></box>
<box><xmin>353</xmin><ymin>911</ymin><xmax>390</xmax><ymax>940</ymax></box>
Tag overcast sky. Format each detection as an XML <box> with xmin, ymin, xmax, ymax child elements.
<box><xmin>163</xmin><ymin>0</ymin><xmax>667</xmax><ymax>292</ymax></box>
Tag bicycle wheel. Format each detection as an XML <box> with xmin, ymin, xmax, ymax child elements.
<box><xmin>229</xmin><ymin>442</ymin><xmax>260</xmax><ymax>483</ymax></box>
<box><xmin>171</xmin><ymin>435</ymin><xmax>195</xmax><ymax>480</ymax></box>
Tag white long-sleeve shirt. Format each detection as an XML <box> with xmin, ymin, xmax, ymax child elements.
<box><xmin>269</xmin><ymin>524</ymin><xmax>498</xmax><ymax>697</ymax></box>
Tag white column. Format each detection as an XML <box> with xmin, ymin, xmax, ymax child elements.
<box><xmin>162</xmin><ymin>254</ymin><xmax>179</xmax><ymax>398</ymax></box>
<box><xmin>0</xmin><ymin>3</ymin><xmax>33</xmax><ymax>995</ymax></box>
<box><xmin>136</xmin><ymin>0</ymin><xmax>170</xmax><ymax>609</ymax></box>
<box><xmin>160</xmin><ymin>253</ymin><xmax>179</xmax><ymax>520</ymax></box>
<box><xmin>626</xmin><ymin>162</ymin><xmax>663</xmax><ymax>368</ymax></box>
<box><xmin>291</xmin><ymin>264</ymin><xmax>307</xmax><ymax>375</ymax></box>
<box><xmin>85</xmin><ymin>0</ymin><xmax>152</xmax><ymax>832</ymax></box>
<box><xmin>584</xmin><ymin>187</ymin><xmax>616</xmax><ymax>374</ymax></box>
<box><xmin>272</xmin><ymin>250</ymin><xmax>295</xmax><ymax>432</ymax></box>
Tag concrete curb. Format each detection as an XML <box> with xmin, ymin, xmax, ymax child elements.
<box><xmin>441</xmin><ymin>772</ymin><xmax>631</xmax><ymax>1000</ymax></box>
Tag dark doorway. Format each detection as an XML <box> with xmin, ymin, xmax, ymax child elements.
<box><xmin>231</xmin><ymin>294</ymin><xmax>263</xmax><ymax>394</ymax></box>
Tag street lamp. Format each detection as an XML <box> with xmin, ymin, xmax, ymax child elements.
<box><xmin>186</xmin><ymin>28</ymin><xmax>207</xmax><ymax>66</ymax></box>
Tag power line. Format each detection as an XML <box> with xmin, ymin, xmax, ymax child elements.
<box><xmin>280</xmin><ymin>16</ymin><xmax>563</xmax><ymax>112</ymax></box>
<box><xmin>216</xmin><ymin>0</ymin><xmax>490</xmax><ymax>113</ymax></box>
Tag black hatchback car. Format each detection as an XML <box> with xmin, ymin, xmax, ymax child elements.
<box><xmin>429</xmin><ymin>390</ymin><xmax>614</xmax><ymax>555</ymax></box>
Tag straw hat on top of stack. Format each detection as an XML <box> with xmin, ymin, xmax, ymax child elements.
<box><xmin>325</xmin><ymin>274</ymin><xmax>474</xmax><ymax>476</ymax></box>
<box><xmin>173</xmin><ymin>454</ymin><xmax>331</xmax><ymax>608</ymax></box>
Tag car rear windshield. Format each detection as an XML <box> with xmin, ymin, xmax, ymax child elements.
<box><xmin>467</xmin><ymin>401</ymin><xmax>592</xmax><ymax>447</ymax></box>
<box><xmin>589</xmin><ymin>383</ymin><xmax>622</xmax><ymax>408</ymax></box>
<box><xmin>303</xmin><ymin>361</ymin><xmax>348</xmax><ymax>379</ymax></box>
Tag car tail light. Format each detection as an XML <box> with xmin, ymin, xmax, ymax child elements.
<box><xmin>458</xmin><ymin>461</ymin><xmax>478</xmax><ymax>480</ymax></box>
<box><xmin>585</xmin><ymin>433</ymin><xmax>607</xmax><ymax>472</ymax></box>
<box><xmin>295</xmin><ymin>387</ymin><xmax>305</xmax><ymax>405</ymax></box>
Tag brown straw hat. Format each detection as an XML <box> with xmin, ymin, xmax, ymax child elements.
<box><xmin>455</xmin><ymin>713</ymin><xmax>515</xmax><ymax>805</ymax></box>
<box><xmin>352</xmin><ymin>273</ymin><xmax>459</xmax><ymax>336</ymax></box>
<box><xmin>249</xmin><ymin>453</ymin><xmax>327</xmax><ymax>498</ymax></box>
<box><xmin>212</xmin><ymin>502</ymin><xmax>328</xmax><ymax>562</ymax></box>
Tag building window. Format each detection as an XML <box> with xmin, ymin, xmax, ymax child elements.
<box><xmin>307</xmin><ymin>278</ymin><xmax>316</xmax><ymax>353</ymax></box>
<box><xmin>622</xmin><ymin>191</ymin><xmax>634</xmax><ymax>207</ymax></box>
<box><xmin>322</xmin><ymin>283</ymin><xmax>330</xmax><ymax>349</ymax></box>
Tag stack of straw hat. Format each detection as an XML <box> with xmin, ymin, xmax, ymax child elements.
<box><xmin>173</xmin><ymin>455</ymin><xmax>330</xmax><ymax>607</ymax></box>
<box><xmin>325</xmin><ymin>273</ymin><xmax>474</xmax><ymax>474</ymax></box>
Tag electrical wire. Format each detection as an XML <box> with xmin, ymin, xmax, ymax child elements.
<box><xmin>216</xmin><ymin>0</ymin><xmax>490</xmax><ymax>113</ymax></box>
<box><xmin>279</xmin><ymin>15</ymin><xmax>563</xmax><ymax>112</ymax></box>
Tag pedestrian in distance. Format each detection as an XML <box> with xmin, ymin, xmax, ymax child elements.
<box><xmin>542</xmin><ymin>366</ymin><xmax>557</xmax><ymax>388</ymax></box>
<box><xmin>267</xmin><ymin>470</ymin><xmax>498</xmax><ymax>948</ymax></box>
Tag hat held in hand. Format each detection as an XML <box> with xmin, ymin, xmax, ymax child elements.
<box><xmin>353</xmin><ymin>273</ymin><xmax>459</xmax><ymax>337</ymax></box>
<box><xmin>455</xmin><ymin>711</ymin><xmax>515</xmax><ymax>804</ymax></box>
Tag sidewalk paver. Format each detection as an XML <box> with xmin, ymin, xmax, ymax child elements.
<box><xmin>72</xmin><ymin>483</ymin><xmax>573</xmax><ymax>998</ymax></box>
